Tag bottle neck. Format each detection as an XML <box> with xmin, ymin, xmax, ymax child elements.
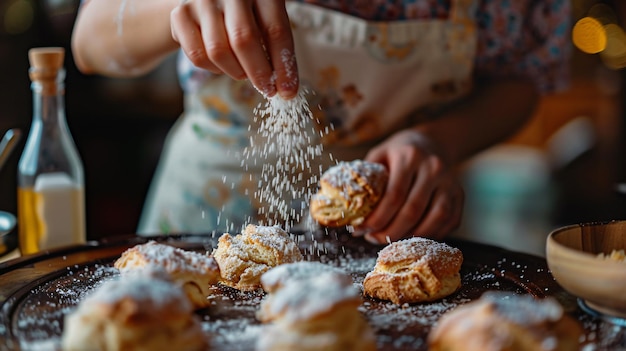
<box><xmin>30</xmin><ymin>69</ymin><xmax>66</xmax><ymax>124</ymax></box>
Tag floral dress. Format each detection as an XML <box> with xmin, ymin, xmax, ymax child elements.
<box><xmin>136</xmin><ymin>0</ymin><xmax>571</xmax><ymax>235</ymax></box>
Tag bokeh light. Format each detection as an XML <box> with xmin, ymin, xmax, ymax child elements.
<box><xmin>572</xmin><ymin>17</ymin><xmax>606</xmax><ymax>54</ymax></box>
<box><xmin>3</xmin><ymin>0</ymin><xmax>34</xmax><ymax>35</ymax></box>
<box><xmin>601</xmin><ymin>24</ymin><xmax>626</xmax><ymax>69</ymax></box>
<box><xmin>572</xmin><ymin>3</ymin><xmax>626</xmax><ymax>69</ymax></box>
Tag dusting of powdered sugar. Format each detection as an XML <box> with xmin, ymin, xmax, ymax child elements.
<box><xmin>376</xmin><ymin>237</ymin><xmax>463</xmax><ymax>277</ymax></box>
<box><xmin>319</xmin><ymin>160</ymin><xmax>388</xmax><ymax>198</ymax></box>
<box><xmin>212</xmin><ymin>224</ymin><xmax>304</xmax><ymax>290</ymax></box>
<box><xmin>115</xmin><ymin>240</ymin><xmax>218</xmax><ymax>276</ymax></box>
<box><xmin>280</xmin><ymin>48</ymin><xmax>298</xmax><ymax>88</ymax></box>
<box><xmin>260</xmin><ymin>270</ymin><xmax>359</xmax><ymax>323</ymax></box>
<box><xmin>71</xmin><ymin>271</ymin><xmax>193</xmax><ymax>314</ymax></box>
<box><xmin>10</xmin><ymin>237</ymin><xmax>624</xmax><ymax>351</ymax></box>
<box><xmin>361</xmin><ymin>297</ymin><xmax>471</xmax><ymax>332</ymax></box>
<box><xmin>12</xmin><ymin>264</ymin><xmax>119</xmax><ymax>346</ymax></box>
<box><xmin>260</xmin><ymin>260</ymin><xmax>348</xmax><ymax>292</ymax></box>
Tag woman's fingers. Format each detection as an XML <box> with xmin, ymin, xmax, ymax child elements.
<box><xmin>253</xmin><ymin>0</ymin><xmax>298</xmax><ymax>98</ymax></box>
<box><xmin>362</xmin><ymin>161</ymin><xmax>415</xmax><ymax>236</ymax></box>
<box><xmin>223</xmin><ymin>0</ymin><xmax>276</xmax><ymax>95</ymax></box>
<box><xmin>170</xmin><ymin>3</ymin><xmax>223</xmax><ymax>74</ymax></box>
<box><xmin>364</xmin><ymin>182</ymin><xmax>462</xmax><ymax>244</ymax></box>
<box><xmin>199</xmin><ymin>0</ymin><xmax>246</xmax><ymax>80</ymax></box>
<box><xmin>364</xmin><ymin>167</ymin><xmax>435</xmax><ymax>243</ymax></box>
<box><xmin>359</xmin><ymin>130</ymin><xmax>464</xmax><ymax>244</ymax></box>
<box><xmin>362</xmin><ymin>143</ymin><xmax>422</xmax><ymax>236</ymax></box>
<box><xmin>409</xmin><ymin>183</ymin><xmax>463</xmax><ymax>240</ymax></box>
<box><xmin>171</xmin><ymin>0</ymin><xmax>298</xmax><ymax>97</ymax></box>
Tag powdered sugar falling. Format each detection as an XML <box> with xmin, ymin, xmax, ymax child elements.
<box><xmin>243</xmin><ymin>88</ymin><xmax>329</xmax><ymax>230</ymax></box>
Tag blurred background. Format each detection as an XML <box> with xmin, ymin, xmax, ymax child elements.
<box><xmin>0</xmin><ymin>0</ymin><xmax>625</xmax><ymax>256</ymax></box>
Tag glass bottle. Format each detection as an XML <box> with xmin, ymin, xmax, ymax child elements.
<box><xmin>17</xmin><ymin>47</ymin><xmax>86</xmax><ymax>255</ymax></box>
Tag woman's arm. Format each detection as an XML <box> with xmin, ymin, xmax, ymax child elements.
<box><xmin>362</xmin><ymin>78</ymin><xmax>539</xmax><ymax>243</ymax></box>
<box><xmin>71</xmin><ymin>0</ymin><xmax>180</xmax><ymax>77</ymax></box>
<box><xmin>72</xmin><ymin>0</ymin><xmax>299</xmax><ymax>98</ymax></box>
<box><xmin>414</xmin><ymin>78</ymin><xmax>539</xmax><ymax>165</ymax></box>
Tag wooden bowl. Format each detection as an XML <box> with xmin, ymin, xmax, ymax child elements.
<box><xmin>546</xmin><ymin>221</ymin><xmax>626</xmax><ymax>318</ymax></box>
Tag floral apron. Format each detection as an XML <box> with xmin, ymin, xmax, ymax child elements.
<box><xmin>137</xmin><ymin>0</ymin><xmax>478</xmax><ymax>235</ymax></box>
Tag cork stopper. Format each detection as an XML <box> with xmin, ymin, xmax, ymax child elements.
<box><xmin>28</xmin><ymin>47</ymin><xmax>65</xmax><ymax>95</ymax></box>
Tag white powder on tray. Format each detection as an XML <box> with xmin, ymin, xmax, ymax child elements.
<box><xmin>203</xmin><ymin>317</ymin><xmax>263</xmax><ymax>349</ymax></box>
<box><xmin>13</xmin><ymin>238</ymin><xmax>623</xmax><ymax>351</ymax></box>
<box><xmin>361</xmin><ymin>297</ymin><xmax>470</xmax><ymax>331</ymax></box>
<box><xmin>13</xmin><ymin>264</ymin><xmax>119</xmax><ymax>350</ymax></box>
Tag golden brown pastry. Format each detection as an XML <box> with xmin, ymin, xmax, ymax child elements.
<box><xmin>310</xmin><ymin>160</ymin><xmax>388</xmax><ymax>227</ymax></box>
<box><xmin>428</xmin><ymin>291</ymin><xmax>583</xmax><ymax>351</ymax></box>
<box><xmin>362</xmin><ymin>237</ymin><xmax>463</xmax><ymax>304</ymax></box>
<box><xmin>114</xmin><ymin>241</ymin><xmax>220</xmax><ymax>309</ymax></box>
<box><xmin>257</xmin><ymin>262</ymin><xmax>352</xmax><ymax>322</ymax></box>
<box><xmin>597</xmin><ymin>249</ymin><xmax>626</xmax><ymax>263</ymax></box>
<box><xmin>212</xmin><ymin>224</ymin><xmax>303</xmax><ymax>291</ymax></box>
<box><xmin>259</xmin><ymin>260</ymin><xmax>349</xmax><ymax>294</ymax></box>
<box><xmin>61</xmin><ymin>271</ymin><xmax>209</xmax><ymax>351</ymax></box>
<box><xmin>256</xmin><ymin>269</ymin><xmax>376</xmax><ymax>351</ymax></box>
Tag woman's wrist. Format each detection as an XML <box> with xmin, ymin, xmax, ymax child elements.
<box><xmin>405</xmin><ymin>127</ymin><xmax>457</xmax><ymax>168</ymax></box>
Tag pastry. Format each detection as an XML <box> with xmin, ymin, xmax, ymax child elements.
<box><xmin>257</xmin><ymin>262</ymin><xmax>352</xmax><ymax>322</ymax></box>
<box><xmin>428</xmin><ymin>291</ymin><xmax>583</xmax><ymax>351</ymax></box>
<box><xmin>260</xmin><ymin>260</ymin><xmax>349</xmax><ymax>294</ymax></box>
<box><xmin>363</xmin><ymin>237</ymin><xmax>463</xmax><ymax>304</ymax></box>
<box><xmin>256</xmin><ymin>269</ymin><xmax>376</xmax><ymax>351</ymax></box>
<box><xmin>597</xmin><ymin>249</ymin><xmax>626</xmax><ymax>263</ymax></box>
<box><xmin>212</xmin><ymin>224</ymin><xmax>303</xmax><ymax>291</ymax></box>
<box><xmin>61</xmin><ymin>271</ymin><xmax>209</xmax><ymax>351</ymax></box>
<box><xmin>310</xmin><ymin>160</ymin><xmax>388</xmax><ymax>227</ymax></box>
<box><xmin>114</xmin><ymin>241</ymin><xmax>220</xmax><ymax>309</ymax></box>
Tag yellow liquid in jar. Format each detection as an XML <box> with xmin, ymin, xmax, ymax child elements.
<box><xmin>18</xmin><ymin>176</ymin><xmax>85</xmax><ymax>255</ymax></box>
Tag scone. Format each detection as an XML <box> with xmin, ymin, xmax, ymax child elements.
<box><xmin>260</xmin><ymin>261</ymin><xmax>349</xmax><ymax>294</ymax></box>
<box><xmin>114</xmin><ymin>241</ymin><xmax>220</xmax><ymax>309</ymax></box>
<box><xmin>257</xmin><ymin>261</ymin><xmax>352</xmax><ymax>322</ymax></box>
<box><xmin>310</xmin><ymin>160</ymin><xmax>388</xmax><ymax>227</ymax></box>
<box><xmin>212</xmin><ymin>224</ymin><xmax>303</xmax><ymax>291</ymax></box>
<box><xmin>428</xmin><ymin>291</ymin><xmax>583</xmax><ymax>351</ymax></box>
<box><xmin>61</xmin><ymin>271</ymin><xmax>209</xmax><ymax>351</ymax></box>
<box><xmin>256</xmin><ymin>269</ymin><xmax>376</xmax><ymax>351</ymax></box>
<box><xmin>363</xmin><ymin>237</ymin><xmax>463</xmax><ymax>304</ymax></box>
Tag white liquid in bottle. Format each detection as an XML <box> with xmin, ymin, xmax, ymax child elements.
<box><xmin>18</xmin><ymin>47</ymin><xmax>86</xmax><ymax>255</ymax></box>
<box><xmin>34</xmin><ymin>172</ymin><xmax>86</xmax><ymax>250</ymax></box>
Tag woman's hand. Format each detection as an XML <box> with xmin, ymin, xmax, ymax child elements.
<box><xmin>359</xmin><ymin>129</ymin><xmax>464</xmax><ymax>243</ymax></box>
<box><xmin>171</xmin><ymin>0</ymin><xmax>298</xmax><ymax>98</ymax></box>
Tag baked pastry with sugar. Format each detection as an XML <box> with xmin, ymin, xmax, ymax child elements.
<box><xmin>310</xmin><ymin>160</ymin><xmax>388</xmax><ymax>227</ymax></box>
<box><xmin>114</xmin><ymin>241</ymin><xmax>220</xmax><ymax>309</ymax></box>
<box><xmin>256</xmin><ymin>270</ymin><xmax>376</xmax><ymax>351</ymax></box>
<box><xmin>363</xmin><ymin>237</ymin><xmax>463</xmax><ymax>304</ymax></box>
<box><xmin>61</xmin><ymin>271</ymin><xmax>209</xmax><ymax>351</ymax></box>
<box><xmin>257</xmin><ymin>262</ymin><xmax>352</xmax><ymax>322</ymax></box>
<box><xmin>428</xmin><ymin>291</ymin><xmax>583</xmax><ymax>351</ymax></box>
<box><xmin>260</xmin><ymin>261</ymin><xmax>349</xmax><ymax>294</ymax></box>
<box><xmin>212</xmin><ymin>224</ymin><xmax>303</xmax><ymax>291</ymax></box>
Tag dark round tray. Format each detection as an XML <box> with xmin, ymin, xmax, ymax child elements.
<box><xmin>0</xmin><ymin>231</ymin><xmax>623</xmax><ymax>350</ymax></box>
